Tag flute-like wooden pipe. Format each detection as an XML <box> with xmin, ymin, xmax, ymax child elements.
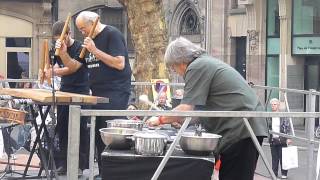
<box><xmin>44</xmin><ymin>39</ymin><xmax>52</xmax><ymax>85</ymax></box>
<box><xmin>54</xmin><ymin>13</ymin><xmax>72</xmax><ymax>56</ymax></box>
<box><xmin>79</xmin><ymin>16</ymin><xmax>100</xmax><ymax>59</ymax></box>
<box><xmin>39</xmin><ymin>39</ymin><xmax>46</xmax><ymax>84</ymax></box>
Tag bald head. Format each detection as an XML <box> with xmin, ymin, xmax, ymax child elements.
<box><xmin>76</xmin><ymin>11</ymin><xmax>100</xmax><ymax>37</ymax></box>
<box><xmin>76</xmin><ymin>11</ymin><xmax>99</xmax><ymax>25</ymax></box>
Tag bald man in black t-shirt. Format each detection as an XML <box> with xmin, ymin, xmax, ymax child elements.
<box><xmin>55</xmin><ymin>11</ymin><xmax>132</xmax><ymax>177</ymax></box>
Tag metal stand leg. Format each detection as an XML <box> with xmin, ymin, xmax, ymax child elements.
<box><xmin>242</xmin><ymin>118</ymin><xmax>277</xmax><ymax>180</ymax></box>
<box><xmin>151</xmin><ymin>117</ymin><xmax>192</xmax><ymax>180</ymax></box>
<box><xmin>89</xmin><ymin>116</ymin><xmax>96</xmax><ymax>180</ymax></box>
<box><xmin>67</xmin><ymin>105</ymin><xmax>81</xmax><ymax>180</ymax></box>
<box><xmin>18</xmin><ymin>105</ymin><xmax>57</xmax><ymax>180</ymax></box>
<box><xmin>23</xmin><ymin>105</ymin><xmax>51</xmax><ymax>179</ymax></box>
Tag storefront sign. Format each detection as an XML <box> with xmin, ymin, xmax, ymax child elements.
<box><xmin>293</xmin><ymin>37</ymin><xmax>320</xmax><ymax>55</ymax></box>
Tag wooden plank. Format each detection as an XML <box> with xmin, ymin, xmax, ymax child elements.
<box><xmin>0</xmin><ymin>88</ymin><xmax>71</xmax><ymax>103</ymax></box>
<box><xmin>55</xmin><ymin>91</ymin><xmax>98</xmax><ymax>104</ymax></box>
<box><xmin>0</xmin><ymin>88</ymin><xmax>108</xmax><ymax>104</ymax></box>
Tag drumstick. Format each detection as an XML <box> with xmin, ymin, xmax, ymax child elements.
<box><xmin>79</xmin><ymin>16</ymin><xmax>100</xmax><ymax>59</ymax></box>
<box><xmin>54</xmin><ymin>13</ymin><xmax>72</xmax><ymax>56</ymax></box>
<box><xmin>44</xmin><ymin>39</ymin><xmax>52</xmax><ymax>85</ymax></box>
<box><xmin>39</xmin><ymin>40</ymin><xmax>46</xmax><ymax>84</ymax></box>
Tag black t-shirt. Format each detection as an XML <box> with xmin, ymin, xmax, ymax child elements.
<box><xmin>53</xmin><ymin>40</ymin><xmax>89</xmax><ymax>93</ymax></box>
<box><xmin>84</xmin><ymin>25</ymin><xmax>132</xmax><ymax>95</ymax></box>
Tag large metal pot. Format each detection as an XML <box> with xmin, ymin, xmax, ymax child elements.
<box><xmin>132</xmin><ymin>131</ymin><xmax>169</xmax><ymax>156</ymax></box>
<box><xmin>179</xmin><ymin>132</ymin><xmax>221</xmax><ymax>156</ymax></box>
<box><xmin>106</xmin><ymin>119</ymin><xmax>144</xmax><ymax>131</ymax></box>
<box><xmin>99</xmin><ymin>127</ymin><xmax>138</xmax><ymax>150</ymax></box>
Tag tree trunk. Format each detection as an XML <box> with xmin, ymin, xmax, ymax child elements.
<box><xmin>118</xmin><ymin>0</ymin><xmax>168</xmax><ymax>81</ymax></box>
<box><xmin>118</xmin><ymin>0</ymin><xmax>169</xmax><ymax>102</ymax></box>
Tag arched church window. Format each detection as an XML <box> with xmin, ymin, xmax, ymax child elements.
<box><xmin>180</xmin><ymin>8</ymin><xmax>200</xmax><ymax>35</ymax></box>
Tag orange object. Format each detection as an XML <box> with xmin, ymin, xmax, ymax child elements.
<box><xmin>215</xmin><ymin>159</ymin><xmax>221</xmax><ymax>170</ymax></box>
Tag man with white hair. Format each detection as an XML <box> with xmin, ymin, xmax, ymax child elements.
<box><xmin>147</xmin><ymin>37</ymin><xmax>268</xmax><ymax>180</ymax></box>
<box><xmin>55</xmin><ymin>11</ymin><xmax>132</xmax><ymax>178</ymax></box>
<box><xmin>268</xmin><ymin>98</ymin><xmax>292</xmax><ymax>179</ymax></box>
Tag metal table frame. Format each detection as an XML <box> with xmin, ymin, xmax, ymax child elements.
<box><xmin>67</xmin><ymin>108</ymin><xmax>320</xmax><ymax>180</ymax></box>
<box><xmin>3</xmin><ymin>104</ymin><xmax>58</xmax><ymax>180</ymax></box>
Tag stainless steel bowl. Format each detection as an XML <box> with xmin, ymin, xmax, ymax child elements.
<box><xmin>106</xmin><ymin>119</ymin><xmax>144</xmax><ymax>131</ymax></box>
<box><xmin>179</xmin><ymin>132</ymin><xmax>221</xmax><ymax>156</ymax></box>
<box><xmin>133</xmin><ymin>131</ymin><xmax>169</xmax><ymax>156</ymax></box>
<box><xmin>99</xmin><ymin>127</ymin><xmax>138</xmax><ymax>150</ymax></box>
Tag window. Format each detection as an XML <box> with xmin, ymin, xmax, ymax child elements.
<box><xmin>180</xmin><ymin>8</ymin><xmax>200</xmax><ymax>35</ymax></box>
<box><xmin>267</xmin><ymin>0</ymin><xmax>280</xmax><ymax>37</ymax></box>
<box><xmin>6</xmin><ymin>52</ymin><xmax>30</xmax><ymax>87</ymax></box>
<box><xmin>266</xmin><ymin>56</ymin><xmax>279</xmax><ymax>100</ymax></box>
<box><xmin>6</xmin><ymin>38</ymin><xmax>31</xmax><ymax>47</ymax></box>
<box><xmin>293</xmin><ymin>0</ymin><xmax>320</xmax><ymax>35</ymax></box>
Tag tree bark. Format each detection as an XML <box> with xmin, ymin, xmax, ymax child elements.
<box><xmin>118</xmin><ymin>0</ymin><xmax>168</xmax><ymax>83</ymax></box>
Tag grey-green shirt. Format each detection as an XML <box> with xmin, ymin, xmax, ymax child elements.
<box><xmin>181</xmin><ymin>54</ymin><xmax>268</xmax><ymax>153</ymax></box>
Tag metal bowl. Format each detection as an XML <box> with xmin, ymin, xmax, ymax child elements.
<box><xmin>179</xmin><ymin>132</ymin><xmax>221</xmax><ymax>156</ymax></box>
<box><xmin>106</xmin><ymin>119</ymin><xmax>144</xmax><ymax>131</ymax></box>
<box><xmin>99</xmin><ymin>127</ymin><xmax>138</xmax><ymax>150</ymax></box>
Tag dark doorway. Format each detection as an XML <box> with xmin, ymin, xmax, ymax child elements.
<box><xmin>235</xmin><ymin>37</ymin><xmax>247</xmax><ymax>79</ymax></box>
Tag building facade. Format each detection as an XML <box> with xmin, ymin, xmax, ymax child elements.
<box><xmin>0</xmin><ymin>0</ymin><xmax>53</xmax><ymax>80</ymax></box>
<box><xmin>1</xmin><ymin>0</ymin><xmax>319</xmax><ymax>124</ymax></box>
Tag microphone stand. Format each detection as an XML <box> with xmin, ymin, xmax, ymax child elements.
<box><xmin>50</xmin><ymin>53</ymin><xmax>57</xmax><ymax>126</ymax></box>
<box><xmin>45</xmin><ymin>53</ymin><xmax>58</xmax><ymax>178</ymax></box>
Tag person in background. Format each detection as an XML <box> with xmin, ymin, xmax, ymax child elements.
<box><xmin>56</xmin><ymin>11</ymin><xmax>132</xmax><ymax>179</ymax></box>
<box><xmin>174</xmin><ymin>89</ymin><xmax>184</xmax><ymax>99</ymax></box>
<box><xmin>156</xmin><ymin>91</ymin><xmax>171</xmax><ymax>110</ymax></box>
<box><xmin>127</xmin><ymin>104</ymin><xmax>141</xmax><ymax>121</ymax></box>
<box><xmin>268</xmin><ymin>98</ymin><xmax>292</xmax><ymax>179</ymax></box>
<box><xmin>48</xmin><ymin>20</ymin><xmax>90</xmax><ymax>175</ymax></box>
<box><xmin>146</xmin><ymin>37</ymin><xmax>268</xmax><ymax>180</ymax></box>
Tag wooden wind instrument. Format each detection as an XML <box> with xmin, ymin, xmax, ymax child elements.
<box><xmin>43</xmin><ymin>39</ymin><xmax>51</xmax><ymax>85</ymax></box>
<box><xmin>39</xmin><ymin>39</ymin><xmax>46</xmax><ymax>84</ymax></box>
<box><xmin>79</xmin><ymin>16</ymin><xmax>100</xmax><ymax>59</ymax></box>
<box><xmin>54</xmin><ymin>13</ymin><xmax>72</xmax><ymax>56</ymax></box>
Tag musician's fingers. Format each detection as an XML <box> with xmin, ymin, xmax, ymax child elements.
<box><xmin>55</xmin><ymin>39</ymin><xmax>62</xmax><ymax>49</ymax></box>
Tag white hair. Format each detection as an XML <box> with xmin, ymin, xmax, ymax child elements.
<box><xmin>76</xmin><ymin>11</ymin><xmax>99</xmax><ymax>25</ymax></box>
<box><xmin>269</xmin><ymin>98</ymin><xmax>280</xmax><ymax>104</ymax></box>
<box><xmin>164</xmin><ymin>37</ymin><xmax>206</xmax><ymax>66</ymax></box>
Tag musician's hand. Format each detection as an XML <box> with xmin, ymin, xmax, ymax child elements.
<box><xmin>171</xmin><ymin>122</ymin><xmax>181</xmax><ymax>129</ymax></box>
<box><xmin>55</xmin><ymin>39</ymin><xmax>67</xmax><ymax>54</ymax></box>
<box><xmin>44</xmin><ymin>67</ymin><xmax>52</xmax><ymax>79</ymax></box>
<box><xmin>146</xmin><ymin>116</ymin><xmax>161</xmax><ymax>127</ymax></box>
<box><xmin>38</xmin><ymin>69</ymin><xmax>43</xmax><ymax>80</ymax></box>
<box><xmin>83</xmin><ymin>37</ymin><xmax>96</xmax><ymax>53</ymax></box>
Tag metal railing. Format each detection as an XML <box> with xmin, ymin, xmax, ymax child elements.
<box><xmin>2</xmin><ymin>79</ymin><xmax>320</xmax><ymax>180</ymax></box>
<box><xmin>66</xmin><ymin>109</ymin><xmax>320</xmax><ymax>180</ymax></box>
